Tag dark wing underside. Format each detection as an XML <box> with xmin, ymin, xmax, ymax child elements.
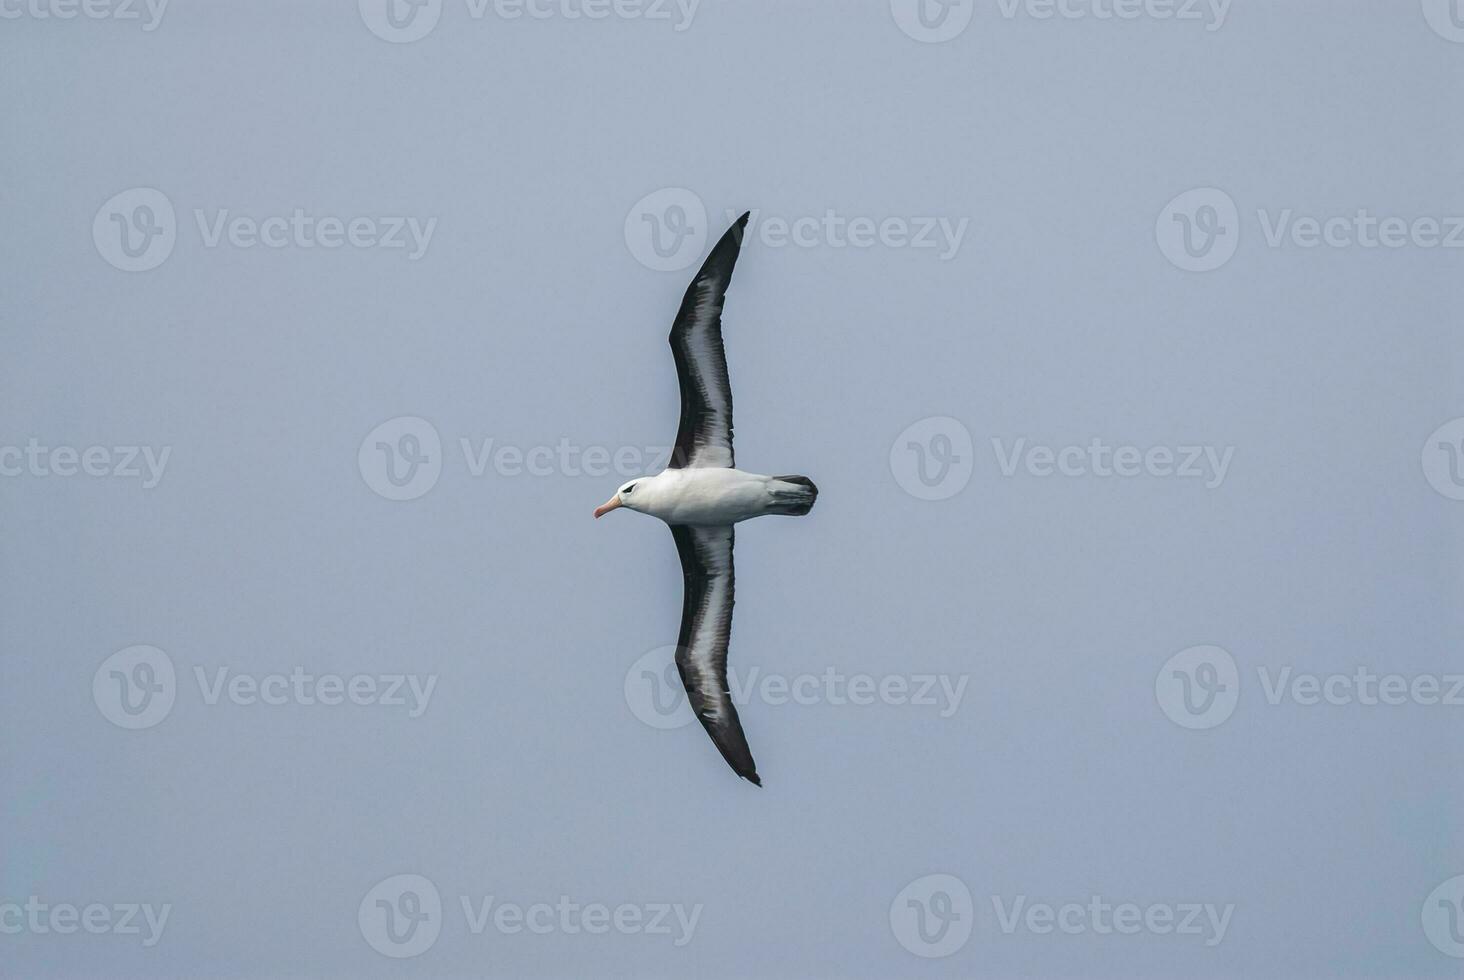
<box><xmin>669</xmin><ymin>523</ymin><xmax>758</xmax><ymax>786</ymax></box>
<box><xmin>667</xmin><ymin>212</ymin><xmax>749</xmax><ymax>469</ymax></box>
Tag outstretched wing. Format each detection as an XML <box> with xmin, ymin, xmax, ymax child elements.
<box><xmin>669</xmin><ymin>523</ymin><xmax>759</xmax><ymax>785</ymax></box>
<box><xmin>668</xmin><ymin>212</ymin><xmax>749</xmax><ymax>469</ymax></box>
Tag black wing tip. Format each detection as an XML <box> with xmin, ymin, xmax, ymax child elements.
<box><xmin>743</xmin><ymin>771</ymin><xmax>762</xmax><ymax>787</ymax></box>
<box><xmin>675</xmin><ymin>211</ymin><xmax>750</xmax><ymax>311</ymax></box>
<box><xmin>721</xmin><ymin>211</ymin><xmax>750</xmax><ymax>250</ymax></box>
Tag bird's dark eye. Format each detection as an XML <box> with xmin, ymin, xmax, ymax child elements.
<box><xmin>623</xmin><ymin>484</ymin><xmax>635</xmax><ymax>494</ymax></box>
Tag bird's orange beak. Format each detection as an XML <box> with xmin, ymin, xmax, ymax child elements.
<box><xmin>593</xmin><ymin>496</ymin><xmax>622</xmax><ymax>519</ymax></box>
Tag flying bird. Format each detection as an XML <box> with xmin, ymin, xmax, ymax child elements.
<box><xmin>596</xmin><ymin>212</ymin><xmax>818</xmax><ymax>786</ymax></box>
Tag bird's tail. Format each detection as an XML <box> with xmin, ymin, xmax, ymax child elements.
<box><xmin>768</xmin><ymin>476</ymin><xmax>818</xmax><ymax>516</ymax></box>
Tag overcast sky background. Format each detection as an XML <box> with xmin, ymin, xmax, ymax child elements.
<box><xmin>3</xmin><ymin>1</ymin><xmax>1463</xmax><ymax>977</ymax></box>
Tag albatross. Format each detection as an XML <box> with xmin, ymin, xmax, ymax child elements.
<box><xmin>595</xmin><ymin>211</ymin><xmax>818</xmax><ymax>787</ymax></box>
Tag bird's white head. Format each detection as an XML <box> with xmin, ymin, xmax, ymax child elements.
<box><xmin>594</xmin><ymin>478</ymin><xmax>648</xmax><ymax>519</ymax></box>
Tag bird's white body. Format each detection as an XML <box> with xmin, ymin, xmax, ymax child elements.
<box><xmin>617</xmin><ymin>468</ymin><xmax>810</xmax><ymax>526</ymax></box>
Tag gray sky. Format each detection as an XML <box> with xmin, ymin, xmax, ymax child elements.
<box><xmin>3</xmin><ymin>1</ymin><xmax>1463</xmax><ymax>977</ymax></box>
